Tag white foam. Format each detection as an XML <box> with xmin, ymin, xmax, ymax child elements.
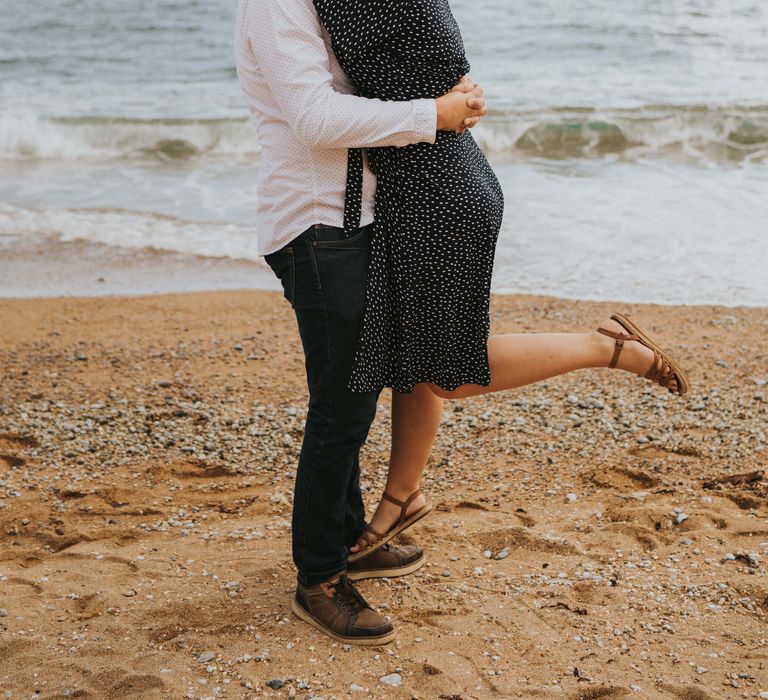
<box><xmin>0</xmin><ymin>204</ymin><xmax>267</xmax><ymax>264</ymax></box>
<box><xmin>472</xmin><ymin>107</ymin><xmax>768</xmax><ymax>160</ymax></box>
<box><xmin>0</xmin><ymin>113</ymin><xmax>262</xmax><ymax>162</ymax></box>
<box><xmin>0</xmin><ymin>113</ymin><xmax>105</xmax><ymax>160</ymax></box>
<box><xmin>2</xmin><ymin>108</ymin><xmax>767</xmax><ymax>163</ymax></box>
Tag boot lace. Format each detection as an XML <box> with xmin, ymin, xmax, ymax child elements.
<box><xmin>330</xmin><ymin>576</ymin><xmax>367</xmax><ymax>616</ymax></box>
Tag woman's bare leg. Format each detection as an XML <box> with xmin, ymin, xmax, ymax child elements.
<box><xmin>350</xmin><ymin>383</ymin><xmax>441</xmax><ymax>553</ymax></box>
<box><xmin>349</xmin><ymin>317</ymin><xmax>676</xmax><ymax>553</ymax></box>
<box><xmin>428</xmin><ymin>318</ymin><xmax>677</xmax><ymax>399</ymax></box>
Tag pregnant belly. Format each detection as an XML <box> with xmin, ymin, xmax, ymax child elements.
<box><xmin>370</xmin><ymin>132</ymin><xmax>505</xmax><ymax>230</ymax></box>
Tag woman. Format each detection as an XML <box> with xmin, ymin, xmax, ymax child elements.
<box><xmin>312</xmin><ymin>0</ymin><xmax>690</xmax><ymax>562</ymax></box>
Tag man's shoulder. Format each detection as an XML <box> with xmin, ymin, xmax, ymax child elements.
<box><xmin>238</xmin><ymin>0</ymin><xmax>326</xmax><ymax>51</ymax></box>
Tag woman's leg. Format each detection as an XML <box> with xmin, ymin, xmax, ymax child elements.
<box><xmin>428</xmin><ymin>317</ymin><xmax>677</xmax><ymax>399</ymax></box>
<box><xmin>350</xmin><ymin>383</ymin><xmax>441</xmax><ymax>553</ymax></box>
<box><xmin>350</xmin><ymin>317</ymin><xmax>677</xmax><ymax>553</ymax></box>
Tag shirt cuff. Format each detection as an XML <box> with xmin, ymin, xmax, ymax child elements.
<box><xmin>412</xmin><ymin>98</ymin><xmax>437</xmax><ymax>144</ymax></box>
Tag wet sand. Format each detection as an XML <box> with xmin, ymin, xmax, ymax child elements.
<box><xmin>1</xmin><ymin>290</ymin><xmax>767</xmax><ymax>699</ymax></box>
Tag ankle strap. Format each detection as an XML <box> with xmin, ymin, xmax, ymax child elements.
<box><xmin>596</xmin><ymin>327</ymin><xmax>637</xmax><ymax>342</ymax></box>
<box><xmin>382</xmin><ymin>489</ymin><xmax>421</xmax><ymax>524</ymax></box>
<box><xmin>596</xmin><ymin>327</ymin><xmax>638</xmax><ymax>369</ymax></box>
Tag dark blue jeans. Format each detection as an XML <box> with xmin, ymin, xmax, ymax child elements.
<box><xmin>264</xmin><ymin>223</ymin><xmax>381</xmax><ymax>586</ymax></box>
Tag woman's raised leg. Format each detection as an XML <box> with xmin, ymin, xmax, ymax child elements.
<box><xmin>428</xmin><ymin>317</ymin><xmax>679</xmax><ymax>399</ymax></box>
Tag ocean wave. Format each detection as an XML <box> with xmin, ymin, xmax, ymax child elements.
<box><xmin>1</xmin><ymin>106</ymin><xmax>767</xmax><ymax>162</ymax></box>
<box><xmin>472</xmin><ymin>105</ymin><xmax>768</xmax><ymax>162</ymax></box>
<box><xmin>0</xmin><ymin>203</ymin><xmax>266</xmax><ymax>263</ymax></box>
<box><xmin>0</xmin><ymin>113</ymin><xmax>262</xmax><ymax>162</ymax></box>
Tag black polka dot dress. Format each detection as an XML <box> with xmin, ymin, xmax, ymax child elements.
<box><xmin>314</xmin><ymin>0</ymin><xmax>505</xmax><ymax>394</ymax></box>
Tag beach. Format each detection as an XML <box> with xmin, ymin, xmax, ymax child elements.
<box><xmin>1</xmin><ymin>290</ymin><xmax>767</xmax><ymax>699</ymax></box>
<box><xmin>2</xmin><ymin>3</ymin><xmax>767</xmax><ymax>696</ymax></box>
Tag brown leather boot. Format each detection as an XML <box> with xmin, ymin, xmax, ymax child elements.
<box><xmin>347</xmin><ymin>543</ymin><xmax>424</xmax><ymax>581</ymax></box>
<box><xmin>291</xmin><ymin>573</ymin><xmax>395</xmax><ymax>645</ymax></box>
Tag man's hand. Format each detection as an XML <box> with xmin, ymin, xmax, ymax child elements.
<box><xmin>435</xmin><ymin>75</ymin><xmax>486</xmax><ymax>133</ymax></box>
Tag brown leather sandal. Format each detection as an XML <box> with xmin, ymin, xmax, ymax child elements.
<box><xmin>348</xmin><ymin>489</ymin><xmax>432</xmax><ymax>563</ymax></box>
<box><xmin>597</xmin><ymin>312</ymin><xmax>690</xmax><ymax>395</ymax></box>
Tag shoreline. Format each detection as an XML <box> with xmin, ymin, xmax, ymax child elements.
<box><xmin>2</xmin><ymin>283</ymin><xmax>767</xmax><ymax>312</ymax></box>
<box><xmin>2</xmin><ymin>229</ymin><xmax>766</xmax><ymax>307</ymax></box>
<box><xmin>1</xmin><ymin>290</ymin><xmax>767</xmax><ymax>699</ymax></box>
<box><xmin>0</xmin><ymin>236</ymin><xmax>279</xmax><ymax>299</ymax></box>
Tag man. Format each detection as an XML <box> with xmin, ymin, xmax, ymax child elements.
<box><xmin>234</xmin><ymin>0</ymin><xmax>486</xmax><ymax>645</ymax></box>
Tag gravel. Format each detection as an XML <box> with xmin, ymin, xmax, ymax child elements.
<box><xmin>379</xmin><ymin>673</ymin><xmax>402</xmax><ymax>687</ymax></box>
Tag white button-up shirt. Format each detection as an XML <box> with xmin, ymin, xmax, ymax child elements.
<box><xmin>234</xmin><ymin>0</ymin><xmax>438</xmax><ymax>256</ymax></box>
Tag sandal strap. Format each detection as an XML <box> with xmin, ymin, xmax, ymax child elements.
<box><xmin>381</xmin><ymin>491</ymin><xmax>405</xmax><ymax>508</ymax></box>
<box><xmin>644</xmin><ymin>350</ymin><xmax>661</xmax><ymax>381</ymax></box>
<box><xmin>363</xmin><ymin>524</ymin><xmax>385</xmax><ymax>540</ymax></box>
<box><xmin>382</xmin><ymin>489</ymin><xmax>421</xmax><ymax>525</ymax></box>
<box><xmin>353</xmin><ymin>525</ymin><xmax>384</xmax><ymax>555</ymax></box>
<box><xmin>645</xmin><ymin>351</ymin><xmax>670</xmax><ymax>383</ymax></box>
<box><xmin>606</xmin><ymin>313</ymin><xmax>686</xmax><ymax>395</ymax></box>
<box><xmin>596</xmin><ymin>327</ymin><xmax>639</xmax><ymax>342</ymax></box>
<box><xmin>643</xmin><ymin>350</ymin><xmax>677</xmax><ymax>388</ymax></box>
<box><xmin>597</xmin><ymin>327</ymin><xmax>638</xmax><ymax>370</ymax></box>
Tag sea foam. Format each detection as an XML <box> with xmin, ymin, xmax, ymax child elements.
<box><xmin>1</xmin><ymin>107</ymin><xmax>766</xmax><ymax>163</ymax></box>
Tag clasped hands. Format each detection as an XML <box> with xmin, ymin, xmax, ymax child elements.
<box><xmin>435</xmin><ymin>75</ymin><xmax>487</xmax><ymax>133</ymax></box>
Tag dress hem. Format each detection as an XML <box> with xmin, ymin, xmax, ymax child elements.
<box><xmin>348</xmin><ymin>373</ymin><xmax>492</xmax><ymax>395</ymax></box>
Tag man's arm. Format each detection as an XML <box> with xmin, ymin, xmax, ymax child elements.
<box><xmin>237</xmin><ymin>0</ymin><xmax>483</xmax><ymax>149</ymax></box>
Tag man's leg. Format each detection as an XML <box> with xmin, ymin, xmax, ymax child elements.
<box><xmin>343</xmin><ymin>456</ymin><xmax>367</xmax><ymax>549</ymax></box>
<box><xmin>267</xmin><ymin>224</ymin><xmax>424</xmax><ymax>643</ymax></box>
<box><xmin>266</xmin><ymin>224</ymin><xmax>379</xmax><ymax>585</ymax></box>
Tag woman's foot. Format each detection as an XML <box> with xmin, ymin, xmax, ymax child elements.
<box><xmin>593</xmin><ymin>317</ymin><xmax>681</xmax><ymax>393</ymax></box>
<box><xmin>350</xmin><ymin>489</ymin><xmax>429</xmax><ymax>555</ymax></box>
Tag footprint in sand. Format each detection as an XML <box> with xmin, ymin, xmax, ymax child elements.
<box><xmin>55</xmin><ymin>551</ymin><xmax>139</xmax><ymax>571</ymax></box>
<box><xmin>0</xmin><ymin>432</ymin><xmax>40</xmax><ymax>448</ymax></box>
<box><xmin>90</xmin><ymin>669</ymin><xmax>166</xmax><ymax>698</ymax></box>
<box><xmin>474</xmin><ymin>526</ymin><xmax>582</xmax><ymax>557</ymax></box>
<box><xmin>586</xmin><ymin>465</ymin><xmax>660</xmax><ymax>491</ymax></box>
<box><xmin>0</xmin><ymin>453</ymin><xmax>25</xmax><ymax>469</ymax></box>
<box><xmin>657</xmin><ymin>683</ymin><xmax>718</xmax><ymax>700</ymax></box>
<box><xmin>566</xmin><ymin>687</ymin><xmax>631</xmax><ymax>699</ymax></box>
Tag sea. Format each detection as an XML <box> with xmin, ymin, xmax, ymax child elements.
<box><xmin>1</xmin><ymin>0</ymin><xmax>767</xmax><ymax>305</ymax></box>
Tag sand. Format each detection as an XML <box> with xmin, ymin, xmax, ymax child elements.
<box><xmin>0</xmin><ymin>290</ymin><xmax>767</xmax><ymax>700</ymax></box>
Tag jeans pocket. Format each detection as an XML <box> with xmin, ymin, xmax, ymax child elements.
<box><xmin>264</xmin><ymin>249</ymin><xmax>295</xmax><ymax>307</ymax></box>
<box><xmin>311</xmin><ymin>223</ymin><xmax>373</xmax><ymax>249</ymax></box>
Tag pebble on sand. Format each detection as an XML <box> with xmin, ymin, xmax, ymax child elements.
<box><xmin>379</xmin><ymin>673</ymin><xmax>402</xmax><ymax>687</ymax></box>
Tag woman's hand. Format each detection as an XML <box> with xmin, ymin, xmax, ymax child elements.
<box><xmin>435</xmin><ymin>76</ymin><xmax>486</xmax><ymax>132</ymax></box>
<box><xmin>452</xmin><ymin>76</ymin><xmax>485</xmax><ymax>131</ymax></box>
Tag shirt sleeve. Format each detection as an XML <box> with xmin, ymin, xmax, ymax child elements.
<box><xmin>239</xmin><ymin>0</ymin><xmax>437</xmax><ymax>149</ymax></box>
